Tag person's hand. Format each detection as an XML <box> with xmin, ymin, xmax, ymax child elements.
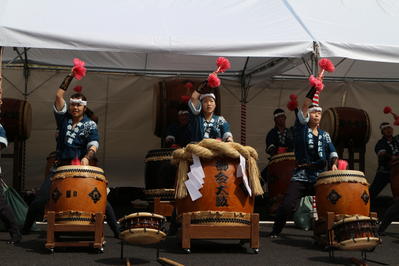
<box><xmin>225</xmin><ymin>136</ymin><xmax>233</xmax><ymax>142</ymax></box>
<box><xmin>331</xmin><ymin>164</ymin><xmax>338</xmax><ymax>171</ymax></box>
<box><xmin>81</xmin><ymin>157</ymin><xmax>89</xmax><ymax>166</ymax></box>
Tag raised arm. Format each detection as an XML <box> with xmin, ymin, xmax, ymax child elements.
<box><xmin>55</xmin><ymin>72</ymin><xmax>74</xmax><ymax>111</ymax></box>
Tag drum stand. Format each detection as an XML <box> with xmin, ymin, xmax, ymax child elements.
<box><xmin>178</xmin><ymin>212</ymin><xmax>260</xmax><ymax>254</ymax></box>
<box><xmin>313</xmin><ymin>211</ymin><xmax>381</xmax><ymax>265</ymax></box>
<box><xmin>152</xmin><ymin>197</ymin><xmax>175</xmax><ymax>217</ymax></box>
<box><xmin>45</xmin><ymin>211</ymin><xmax>105</xmax><ymax>253</ymax></box>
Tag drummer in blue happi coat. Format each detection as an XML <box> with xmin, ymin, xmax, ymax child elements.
<box><xmin>187</xmin><ymin>81</ymin><xmax>233</xmax><ymax>142</ymax></box>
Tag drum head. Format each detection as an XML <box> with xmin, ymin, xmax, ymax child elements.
<box><xmin>269</xmin><ymin>152</ymin><xmax>295</xmax><ymax>165</ymax></box>
<box><xmin>338</xmin><ymin>237</ymin><xmax>381</xmax><ymax>250</ymax></box>
<box><xmin>120</xmin><ymin>228</ymin><xmax>167</xmax><ymax>245</ymax></box>
<box><xmin>118</xmin><ymin>212</ymin><xmax>166</xmax><ymax>223</ymax></box>
<box><xmin>316</xmin><ymin>170</ymin><xmax>368</xmax><ymax>186</ymax></box>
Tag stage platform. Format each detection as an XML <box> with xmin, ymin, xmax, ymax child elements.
<box><xmin>1</xmin><ymin>223</ymin><xmax>398</xmax><ymax>265</ymax></box>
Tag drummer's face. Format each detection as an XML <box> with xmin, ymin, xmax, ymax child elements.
<box><xmin>309</xmin><ymin>111</ymin><xmax>322</xmax><ymax>125</ymax></box>
<box><xmin>202</xmin><ymin>97</ymin><xmax>216</xmax><ymax>114</ymax></box>
<box><xmin>275</xmin><ymin>115</ymin><xmax>286</xmax><ymax>127</ymax></box>
<box><xmin>69</xmin><ymin>98</ymin><xmax>86</xmax><ymax>118</ymax></box>
<box><xmin>382</xmin><ymin>126</ymin><xmax>393</xmax><ymax>137</ymax></box>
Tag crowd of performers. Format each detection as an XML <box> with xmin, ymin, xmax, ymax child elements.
<box><xmin>0</xmin><ymin>56</ymin><xmax>398</xmax><ymax>248</ymax></box>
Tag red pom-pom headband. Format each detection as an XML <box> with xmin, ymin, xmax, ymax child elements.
<box><xmin>287</xmin><ymin>94</ymin><xmax>298</xmax><ymax>111</ymax></box>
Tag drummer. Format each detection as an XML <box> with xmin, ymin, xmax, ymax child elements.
<box><xmin>22</xmin><ymin>70</ymin><xmax>120</xmax><ymax>238</ymax></box>
<box><xmin>265</xmin><ymin>108</ymin><xmax>294</xmax><ymax>156</ymax></box>
<box><xmin>268</xmin><ymin>87</ymin><xmax>338</xmax><ymax>238</ymax></box>
<box><xmin>0</xmin><ymin>78</ymin><xmax>22</xmax><ymax>244</ymax></box>
<box><xmin>369</xmin><ymin>122</ymin><xmax>399</xmax><ymax>201</ymax></box>
<box><xmin>188</xmin><ymin>81</ymin><xmax>233</xmax><ymax>142</ymax></box>
<box><xmin>165</xmin><ymin>103</ymin><xmax>191</xmax><ymax>148</ymax></box>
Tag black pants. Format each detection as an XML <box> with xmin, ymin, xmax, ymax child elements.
<box><xmin>369</xmin><ymin>171</ymin><xmax>390</xmax><ymax>201</ymax></box>
<box><xmin>272</xmin><ymin>181</ymin><xmax>315</xmax><ymax>235</ymax></box>
<box><xmin>0</xmin><ymin>190</ymin><xmax>20</xmax><ymax>238</ymax></box>
<box><xmin>23</xmin><ymin>171</ymin><xmax>120</xmax><ymax>235</ymax></box>
<box><xmin>379</xmin><ymin>199</ymin><xmax>399</xmax><ymax>233</ymax></box>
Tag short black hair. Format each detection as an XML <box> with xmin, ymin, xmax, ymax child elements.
<box><xmin>70</xmin><ymin>92</ymin><xmax>87</xmax><ymax>101</ymax></box>
<box><xmin>273</xmin><ymin>108</ymin><xmax>285</xmax><ymax>116</ymax></box>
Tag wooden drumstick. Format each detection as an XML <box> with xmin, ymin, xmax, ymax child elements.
<box><xmin>157</xmin><ymin>257</ymin><xmax>184</xmax><ymax>266</ymax></box>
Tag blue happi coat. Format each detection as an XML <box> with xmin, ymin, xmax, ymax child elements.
<box><xmin>292</xmin><ymin>109</ymin><xmax>338</xmax><ymax>183</ymax></box>
<box><xmin>54</xmin><ymin>103</ymin><xmax>99</xmax><ymax>161</ymax></box>
<box><xmin>187</xmin><ymin>100</ymin><xmax>232</xmax><ymax>142</ymax></box>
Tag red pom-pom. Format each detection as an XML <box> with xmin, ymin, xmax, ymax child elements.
<box><xmin>287</xmin><ymin>100</ymin><xmax>298</xmax><ymax>111</ymax></box>
<box><xmin>395</xmin><ymin>117</ymin><xmax>399</xmax><ymax>126</ymax></box>
<box><xmin>289</xmin><ymin>94</ymin><xmax>298</xmax><ymax>101</ymax></box>
<box><xmin>309</xmin><ymin>75</ymin><xmax>324</xmax><ymax>91</ymax></box>
<box><xmin>216</xmin><ymin>57</ymin><xmax>231</xmax><ymax>73</ymax></box>
<box><xmin>337</xmin><ymin>159</ymin><xmax>348</xmax><ymax>170</ymax></box>
<box><xmin>384</xmin><ymin>106</ymin><xmax>392</xmax><ymax>114</ymax></box>
<box><xmin>207</xmin><ymin>73</ymin><xmax>221</xmax><ymax>88</ymax></box>
<box><xmin>184</xmin><ymin>82</ymin><xmax>193</xmax><ymax>90</ymax></box>
<box><xmin>180</xmin><ymin>95</ymin><xmax>190</xmax><ymax>103</ymax></box>
<box><xmin>319</xmin><ymin>58</ymin><xmax>335</xmax><ymax>72</ymax></box>
<box><xmin>72</xmin><ymin>58</ymin><xmax>87</xmax><ymax>80</ymax></box>
<box><xmin>73</xmin><ymin>85</ymin><xmax>83</xmax><ymax>93</ymax></box>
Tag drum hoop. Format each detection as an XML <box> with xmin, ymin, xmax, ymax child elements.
<box><xmin>145</xmin><ymin>155</ymin><xmax>173</xmax><ymax>162</ymax></box>
<box><xmin>55</xmin><ymin>165</ymin><xmax>104</xmax><ymax>172</ymax></box>
<box><xmin>120</xmin><ymin>228</ymin><xmax>166</xmax><ymax>235</ymax></box>
<box><xmin>179</xmin><ymin>211</ymin><xmax>251</xmax><ymax>225</ymax></box>
<box><xmin>334</xmin><ymin>215</ymin><xmax>377</xmax><ymax>226</ymax></box>
<box><xmin>269</xmin><ymin>152</ymin><xmax>296</xmax><ymax>165</ymax></box>
<box><xmin>118</xmin><ymin>212</ymin><xmax>166</xmax><ymax>223</ymax></box>
<box><xmin>337</xmin><ymin>237</ymin><xmax>381</xmax><ymax>248</ymax></box>
<box><xmin>316</xmin><ymin>170</ymin><xmax>368</xmax><ymax>186</ymax></box>
<box><xmin>144</xmin><ymin>188</ymin><xmax>175</xmax><ymax>194</ymax></box>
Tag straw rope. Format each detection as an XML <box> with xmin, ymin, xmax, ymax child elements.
<box><xmin>172</xmin><ymin>139</ymin><xmax>263</xmax><ymax>199</ymax></box>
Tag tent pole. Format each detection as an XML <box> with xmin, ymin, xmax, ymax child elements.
<box><xmin>240</xmin><ymin>58</ymin><xmax>250</xmax><ymax>145</ymax></box>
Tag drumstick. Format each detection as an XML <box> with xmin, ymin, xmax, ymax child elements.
<box><xmin>157</xmin><ymin>257</ymin><xmax>184</xmax><ymax>266</ymax></box>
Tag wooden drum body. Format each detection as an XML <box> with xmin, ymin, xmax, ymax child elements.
<box><xmin>320</xmin><ymin>107</ymin><xmax>370</xmax><ymax>148</ymax></box>
<box><xmin>391</xmin><ymin>158</ymin><xmax>399</xmax><ymax>199</ymax></box>
<box><xmin>176</xmin><ymin>158</ymin><xmax>254</xmax><ymax>216</ymax></box>
<box><xmin>0</xmin><ymin>98</ymin><xmax>32</xmax><ymax>141</ymax></box>
<box><xmin>266</xmin><ymin>152</ymin><xmax>296</xmax><ymax>211</ymax></box>
<box><xmin>48</xmin><ymin>165</ymin><xmax>108</xmax><ymax>224</ymax></box>
<box><xmin>333</xmin><ymin>215</ymin><xmax>380</xmax><ymax>250</ymax></box>
<box><xmin>119</xmin><ymin>212</ymin><xmax>166</xmax><ymax>245</ymax></box>
<box><xmin>144</xmin><ymin>148</ymin><xmax>177</xmax><ymax>200</ymax></box>
<box><xmin>315</xmin><ymin>170</ymin><xmax>370</xmax><ymax>220</ymax></box>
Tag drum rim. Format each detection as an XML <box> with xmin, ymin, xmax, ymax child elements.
<box><xmin>333</xmin><ymin>215</ymin><xmax>377</xmax><ymax>226</ymax></box>
<box><xmin>316</xmin><ymin>170</ymin><xmax>368</xmax><ymax>186</ymax></box>
<box><xmin>144</xmin><ymin>188</ymin><xmax>175</xmax><ymax>193</ymax></box>
<box><xmin>118</xmin><ymin>212</ymin><xmax>166</xmax><ymax>222</ymax></box>
<box><xmin>55</xmin><ymin>165</ymin><xmax>104</xmax><ymax>173</ymax></box>
<box><xmin>120</xmin><ymin>228</ymin><xmax>167</xmax><ymax>235</ymax></box>
<box><xmin>269</xmin><ymin>152</ymin><xmax>295</xmax><ymax>164</ymax></box>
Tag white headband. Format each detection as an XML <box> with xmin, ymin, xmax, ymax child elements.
<box><xmin>309</xmin><ymin>106</ymin><xmax>322</xmax><ymax>113</ymax></box>
<box><xmin>69</xmin><ymin>98</ymin><xmax>87</xmax><ymax>106</ymax></box>
<box><xmin>380</xmin><ymin>124</ymin><xmax>391</xmax><ymax>130</ymax></box>
<box><xmin>200</xmin><ymin>93</ymin><xmax>216</xmax><ymax>101</ymax></box>
<box><xmin>274</xmin><ymin>112</ymin><xmax>285</xmax><ymax>118</ymax></box>
<box><xmin>178</xmin><ymin>110</ymin><xmax>189</xmax><ymax>115</ymax></box>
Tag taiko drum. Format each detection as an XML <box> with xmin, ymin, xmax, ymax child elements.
<box><xmin>390</xmin><ymin>158</ymin><xmax>399</xmax><ymax>199</ymax></box>
<box><xmin>315</xmin><ymin>170</ymin><xmax>370</xmax><ymax>220</ymax></box>
<box><xmin>48</xmin><ymin>165</ymin><xmax>108</xmax><ymax>224</ymax></box>
<box><xmin>176</xmin><ymin>157</ymin><xmax>254</xmax><ymax>215</ymax></box>
<box><xmin>266</xmin><ymin>152</ymin><xmax>296</xmax><ymax>212</ymax></box>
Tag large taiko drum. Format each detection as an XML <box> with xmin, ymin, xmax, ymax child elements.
<box><xmin>315</xmin><ymin>170</ymin><xmax>370</xmax><ymax>220</ymax></box>
<box><xmin>176</xmin><ymin>158</ymin><xmax>254</xmax><ymax>219</ymax></box>
<box><xmin>144</xmin><ymin>148</ymin><xmax>177</xmax><ymax>200</ymax></box>
<box><xmin>119</xmin><ymin>212</ymin><xmax>167</xmax><ymax>245</ymax></box>
<box><xmin>390</xmin><ymin>158</ymin><xmax>399</xmax><ymax>199</ymax></box>
<box><xmin>319</xmin><ymin>107</ymin><xmax>371</xmax><ymax>148</ymax></box>
<box><xmin>0</xmin><ymin>98</ymin><xmax>32</xmax><ymax>141</ymax></box>
<box><xmin>48</xmin><ymin>165</ymin><xmax>108</xmax><ymax>224</ymax></box>
<box><xmin>266</xmin><ymin>152</ymin><xmax>296</xmax><ymax>212</ymax></box>
<box><xmin>153</xmin><ymin>79</ymin><xmax>221</xmax><ymax>138</ymax></box>
<box><xmin>333</xmin><ymin>215</ymin><xmax>381</xmax><ymax>250</ymax></box>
